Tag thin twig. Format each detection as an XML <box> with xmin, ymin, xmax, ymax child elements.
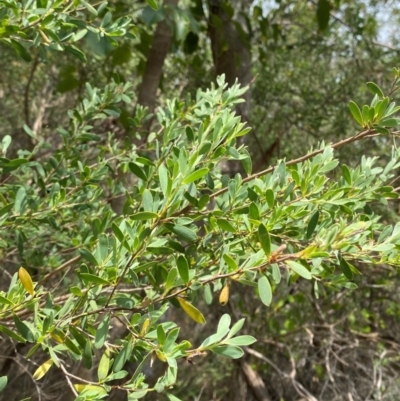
<box><xmin>60</xmin><ymin>362</ymin><xmax>79</xmax><ymax>397</ymax></box>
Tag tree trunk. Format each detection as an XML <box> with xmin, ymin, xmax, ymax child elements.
<box><xmin>137</xmin><ymin>0</ymin><xmax>178</xmax><ymax>119</ymax></box>
<box><xmin>208</xmin><ymin>0</ymin><xmax>252</xmax><ymax>175</ymax></box>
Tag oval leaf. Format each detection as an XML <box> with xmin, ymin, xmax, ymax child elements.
<box><xmin>98</xmin><ymin>349</ymin><xmax>111</xmax><ymax>381</ymax></box>
<box><xmin>33</xmin><ymin>359</ymin><xmax>53</xmax><ymax>380</ymax></box>
<box><xmin>219</xmin><ymin>283</ymin><xmax>230</xmax><ymax>306</ymax></box>
<box><xmin>211</xmin><ymin>345</ymin><xmax>244</xmax><ymax>359</ymax></box>
<box><xmin>18</xmin><ymin>267</ymin><xmax>34</xmax><ymax>296</ymax></box>
<box><xmin>224</xmin><ymin>335</ymin><xmax>257</xmax><ymax>346</ymax></box>
<box><xmin>257</xmin><ymin>275</ymin><xmax>272</xmax><ymax>306</ymax></box>
<box><xmin>0</xmin><ymin>376</ymin><xmax>7</xmax><ymax>392</ymax></box>
<box><xmin>95</xmin><ymin>314</ymin><xmax>110</xmax><ymax>349</ymax></box>
<box><xmin>216</xmin><ymin>218</ymin><xmax>236</xmax><ymax>233</ymax></box>
<box><xmin>286</xmin><ymin>260</ymin><xmax>312</xmax><ymax>280</ymax></box>
<box><xmin>79</xmin><ymin>273</ymin><xmax>110</xmax><ymax>285</ymax></box>
<box><xmin>177</xmin><ymin>297</ymin><xmax>206</xmax><ymax>324</ymax></box>
<box><xmin>306</xmin><ymin>210</ymin><xmax>319</xmax><ymax>239</ymax></box>
<box><xmin>258</xmin><ymin>224</ymin><xmax>271</xmax><ymax>257</ymax></box>
<box><xmin>131</xmin><ymin>212</ymin><xmax>158</xmax><ymax>221</ymax></box>
<box><xmin>146</xmin><ymin>0</ymin><xmax>159</xmax><ymax>10</ymax></box>
<box><xmin>183</xmin><ymin>168</ymin><xmax>209</xmax><ymax>184</ymax></box>
<box><xmin>349</xmin><ymin>101</ymin><xmax>363</xmax><ymax>126</ymax></box>
<box><xmin>176</xmin><ymin>255</ymin><xmax>189</xmax><ymax>284</ymax></box>
<box><xmin>367</xmin><ymin>82</ymin><xmax>384</xmax><ymax>98</ymax></box>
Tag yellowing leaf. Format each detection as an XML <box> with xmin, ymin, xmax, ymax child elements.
<box><xmin>73</xmin><ymin>384</ymin><xmax>107</xmax><ymax>395</ymax></box>
<box><xmin>177</xmin><ymin>297</ymin><xmax>206</xmax><ymax>324</ymax></box>
<box><xmin>219</xmin><ymin>282</ymin><xmax>230</xmax><ymax>306</ymax></box>
<box><xmin>156</xmin><ymin>350</ymin><xmax>167</xmax><ymax>362</ymax></box>
<box><xmin>33</xmin><ymin>359</ymin><xmax>53</xmax><ymax>380</ymax></box>
<box><xmin>140</xmin><ymin>318</ymin><xmax>150</xmax><ymax>337</ymax></box>
<box><xmin>18</xmin><ymin>267</ymin><xmax>35</xmax><ymax>296</ymax></box>
<box><xmin>50</xmin><ymin>333</ymin><xmax>64</xmax><ymax>344</ymax></box>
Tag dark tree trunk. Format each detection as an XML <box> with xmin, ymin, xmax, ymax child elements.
<box><xmin>208</xmin><ymin>0</ymin><xmax>252</xmax><ymax>120</ymax></box>
<box><xmin>208</xmin><ymin>0</ymin><xmax>252</xmax><ymax>176</ymax></box>
<box><xmin>137</xmin><ymin>0</ymin><xmax>178</xmax><ymax>117</ymax></box>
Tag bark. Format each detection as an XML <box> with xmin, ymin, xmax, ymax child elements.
<box><xmin>208</xmin><ymin>0</ymin><xmax>252</xmax><ymax>120</ymax></box>
<box><xmin>241</xmin><ymin>360</ymin><xmax>273</xmax><ymax>401</ymax></box>
<box><xmin>208</xmin><ymin>0</ymin><xmax>252</xmax><ymax>175</ymax></box>
<box><xmin>110</xmin><ymin>0</ymin><xmax>179</xmax><ymax>215</ymax></box>
<box><xmin>136</xmin><ymin>0</ymin><xmax>178</xmax><ymax>117</ymax></box>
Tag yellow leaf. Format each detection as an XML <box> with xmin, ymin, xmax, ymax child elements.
<box><xmin>18</xmin><ymin>267</ymin><xmax>35</xmax><ymax>296</ymax></box>
<box><xmin>139</xmin><ymin>318</ymin><xmax>150</xmax><ymax>337</ymax></box>
<box><xmin>177</xmin><ymin>297</ymin><xmax>206</xmax><ymax>324</ymax></box>
<box><xmin>33</xmin><ymin>359</ymin><xmax>53</xmax><ymax>380</ymax></box>
<box><xmin>73</xmin><ymin>384</ymin><xmax>107</xmax><ymax>395</ymax></box>
<box><xmin>50</xmin><ymin>333</ymin><xmax>64</xmax><ymax>344</ymax></box>
<box><xmin>219</xmin><ymin>282</ymin><xmax>230</xmax><ymax>306</ymax></box>
<box><xmin>156</xmin><ymin>350</ymin><xmax>167</xmax><ymax>362</ymax></box>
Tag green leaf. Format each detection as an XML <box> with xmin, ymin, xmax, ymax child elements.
<box><xmin>163</xmin><ymin>328</ymin><xmax>180</xmax><ymax>353</ymax></box>
<box><xmin>165</xmin><ymin>224</ymin><xmax>198</xmax><ymax>242</ymax></box>
<box><xmin>11</xmin><ymin>39</ymin><xmax>32</xmax><ymax>62</ymax></box>
<box><xmin>13</xmin><ymin>314</ymin><xmax>34</xmax><ymax>342</ymax></box>
<box><xmin>146</xmin><ymin>0</ymin><xmax>159</xmax><ymax>10</ymax></box>
<box><xmin>165</xmin><ymin>267</ymin><xmax>178</xmax><ymax>292</ymax></box>
<box><xmin>286</xmin><ymin>260</ymin><xmax>312</xmax><ymax>280</ymax></box>
<box><xmin>64</xmin><ymin>45</ymin><xmax>87</xmax><ymax>62</ymax></box>
<box><xmin>226</xmin><ymin>318</ymin><xmax>245</xmax><ymax>339</ymax></box>
<box><xmin>223</xmin><ymin>335</ymin><xmax>256</xmax><ymax>346</ymax></box>
<box><xmin>98</xmin><ymin>233</ymin><xmax>108</xmax><ymax>262</ymax></box>
<box><xmin>112</xmin><ymin>223</ymin><xmax>125</xmax><ymax>243</ymax></box>
<box><xmin>81</xmin><ymin>0</ymin><xmax>97</xmax><ymax>15</ymax></box>
<box><xmin>258</xmin><ymin>224</ymin><xmax>271</xmax><ymax>257</ymax></box>
<box><xmin>176</xmin><ymin>255</ymin><xmax>189</xmax><ymax>284</ymax></box>
<box><xmin>257</xmin><ymin>275</ymin><xmax>272</xmax><ymax>306</ymax></box>
<box><xmin>0</xmin><ymin>324</ymin><xmax>26</xmax><ymax>343</ymax></box>
<box><xmin>379</xmin><ymin>118</ymin><xmax>400</xmax><ymax>127</ymax></box>
<box><xmin>95</xmin><ymin>314</ymin><xmax>110</xmax><ymax>349</ymax></box>
<box><xmin>98</xmin><ymin>349</ymin><xmax>111</xmax><ymax>381</ymax></box>
<box><xmin>113</xmin><ymin>339</ymin><xmax>133</xmax><ymax>372</ymax></box>
<box><xmin>79</xmin><ymin>248</ymin><xmax>99</xmax><ymax>266</ymax></box>
<box><xmin>14</xmin><ymin>186</ymin><xmax>26</xmax><ymax>213</ymax></box>
<box><xmin>349</xmin><ymin>101</ymin><xmax>363</xmax><ymax>126</ymax></box>
<box><xmin>157</xmin><ymin>325</ymin><xmax>166</xmax><ymax>345</ymax></box>
<box><xmin>129</xmin><ymin>162</ymin><xmax>147</xmax><ymax>181</ymax></box>
<box><xmin>339</xmin><ymin>254</ymin><xmax>353</xmax><ymax>280</ymax></box>
<box><xmin>166</xmin><ymin>394</ymin><xmax>182</xmax><ymax>401</ymax></box>
<box><xmin>131</xmin><ymin>211</ymin><xmax>158</xmax><ymax>220</ymax></box>
<box><xmin>183</xmin><ymin>168</ymin><xmax>209</xmax><ymax>184</ymax></box>
<box><xmin>216</xmin><ymin>218</ymin><xmax>236</xmax><ymax>233</ymax></box>
<box><xmin>342</xmin><ymin>164</ymin><xmax>351</xmax><ymax>185</ymax></box>
<box><xmin>0</xmin><ymin>376</ymin><xmax>7</xmax><ymax>392</ymax></box>
<box><xmin>211</xmin><ymin>345</ymin><xmax>244</xmax><ymax>359</ymax></box>
<box><xmin>64</xmin><ymin>337</ymin><xmax>82</xmax><ymax>355</ymax></box>
<box><xmin>367</xmin><ymin>82</ymin><xmax>384</xmax><ymax>98</ymax></box>
<box><xmin>159</xmin><ymin>164</ymin><xmax>169</xmax><ymax>196</ymax></box>
<box><xmin>79</xmin><ymin>273</ymin><xmax>110</xmax><ymax>285</ymax></box>
<box><xmin>68</xmin><ymin>324</ymin><xmax>86</xmax><ymax>346</ymax></box>
<box><xmin>316</xmin><ymin>0</ymin><xmax>330</xmax><ymax>31</ymax></box>
<box><xmin>223</xmin><ymin>254</ymin><xmax>238</xmax><ymax>271</ymax></box>
<box><xmin>374</xmin><ymin>125</ymin><xmax>390</xmax><ymax>135</ymax></box>
<box><xmin>142</xmin><ymin>189</ymin><xmax>153</xmax><ymax>212</ymax></box>
<box><xmin>265</xmin><ymin>189</ymin><xmax>274</xmax><ymax>208</ymax></box>
<box><xmin>0</xmin><ymin>295</ymin><xmax>13</xmax><ymax>306</ymax></box>
<box><xmin>23</xmin><ymin>124</ymin><xmax>37</xmax><ymax>140</ymax></box>
<box><xmin>306</xmin><ymin>210</ymin><xmax>319</xmax><ymax>239</ymax></box>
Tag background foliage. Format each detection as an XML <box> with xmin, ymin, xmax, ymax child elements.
<box><xmin>2</xmin><ymin>1</ymin><xmax>400</xmax><ymax>401</ymax></box>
